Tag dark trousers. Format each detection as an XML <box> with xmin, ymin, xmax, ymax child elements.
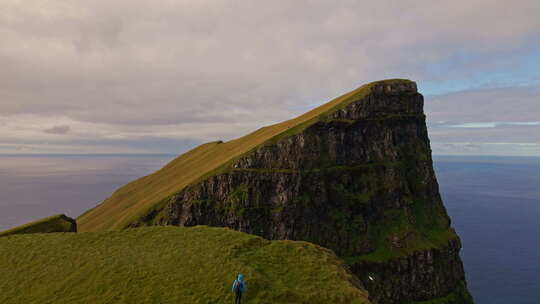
<box><xmin>235</xmin><ymin>290</ymin><xmax>242</xmax><ymax>304</ymax></box>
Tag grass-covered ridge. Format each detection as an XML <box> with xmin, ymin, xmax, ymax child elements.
<box><xmin>0</xmin><ymin>214</ymin><xmax>76</xmax><ymax>237</ymax></box>
<box><xmin>78</xmin><ymin>79</ymin><xmax>414</xmax><ymax>232</ymax></box>
<box><xmin>0</xmin><ymin>226</ymin><xmax>370</xmax><ymax>304</ymax></box>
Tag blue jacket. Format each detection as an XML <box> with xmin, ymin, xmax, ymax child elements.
<box><xmin>231</xmin><ymin>274</ymin><xmax>247</xmax><ymax>293</ymax></box>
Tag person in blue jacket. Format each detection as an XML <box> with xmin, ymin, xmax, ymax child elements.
<box><xmin>231</xmin><ymin>274</ymin><xmax>247</xmax><ymax>304</ymax></box>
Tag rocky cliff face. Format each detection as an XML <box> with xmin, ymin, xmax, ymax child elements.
<box><xmin>133</xmin><ymin>81</ymin><xmax>472</xmax><ymax>304</ymax></box>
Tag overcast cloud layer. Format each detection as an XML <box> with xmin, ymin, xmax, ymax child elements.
<box><xmin>1</xmin><ymin>0</ymin><xmax>539</xmax><ymax>155</ymax></box>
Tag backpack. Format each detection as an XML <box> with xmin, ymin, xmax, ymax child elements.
<box><xmin>234</xmin><ymin>280</ymin><xmax>243</xmax><ymax>294</ymax></box>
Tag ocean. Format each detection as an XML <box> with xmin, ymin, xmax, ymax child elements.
<box><xmin>433</xmin><ymin>156</ymin><xmax>540</xmax><ymax>304</ymax></box>
<box><xmin>0</xmin><ymin>154</ymin><xmax>175</xmax><ymax>232</ymax></box>
<box><xmin>1</xmin><ymin>154</ymin><xmax>539</xmax><ymax>303</ymax></box>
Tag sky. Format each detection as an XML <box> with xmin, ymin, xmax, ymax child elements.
<box><xmin>1</xmin><ymin>0</ymin><xmax>539</xmax><ymax>156</ymax></box>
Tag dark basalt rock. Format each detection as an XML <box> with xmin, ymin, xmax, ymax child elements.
<box><xmin>61</xmin><ymin>214</ymin><xmax>78</xmax><ymax>233</ymax></box>
<box><xmin>133</xmin><ymin>81</ymin><xmax>473</xmax><ymax>304</ymax></box>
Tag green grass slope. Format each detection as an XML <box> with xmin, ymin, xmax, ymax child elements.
<box><xmin>0</xmin><ymin>226</ymin><xmax>369</xmax><ymax>304</ymax></box>
<box><xmin>0</xmin><ymin>214</ymin><xmax>76</xmax><ymax>237</ymax></box>
<box><xmin>78</xmin><ymin>79</ymin><xmax>415</xmax><ymax>232</ymax></box>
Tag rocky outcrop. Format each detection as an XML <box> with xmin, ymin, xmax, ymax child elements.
<box><xmin>352</xmin><ymin>238</ymin><xmax>471</xmax><ymax>304</ymax></box>
<box><xmin>132</xmin><ymin>80</ymin><xmax>472</xmax><ymax>304</ymax></box>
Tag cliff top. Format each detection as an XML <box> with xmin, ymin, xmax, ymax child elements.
<box><xmin>0</xmin><ymin>226</ymin><xmax>369</xmax><ymax>304</ymax></box>
<box><xmin>0</xmin><ymin>214</ymin><xmax>76</xmax><ymax>237</ymax></box>
<box><xmin>78</xmin><ymin>79</ymin><xmax>417</xmax><ymax>231</ymax></box>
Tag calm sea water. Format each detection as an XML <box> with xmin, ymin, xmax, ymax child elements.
<box><xmin>0</xmin><ymin>155</ymin><xmax>175</xmax><ymax>231</ymax></box>
<box><xmin>433</xmin><ymin>156</ymin><xmax>540</xmax><ymax>304</ymax></box>
<box><xmin>0</xmin><ymin>154</ymin><xmax>539</xmax><ymax>303</ymax></box>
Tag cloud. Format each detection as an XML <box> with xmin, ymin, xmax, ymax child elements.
<box><xmin>43</xmin><ymin>125</ymin><xmax>71</xmax><ymax>134</ymax></box>
<box><xmin>424</xmin><ymin>84</ymin><xmax>540</xmax><ymax>155</ymax></box>
<box><xmin>425</xmin><ymin>85</ymin><xmax>540</xmax><ymax>123</ymax></box>
<box><xmin>0</xmin><ymin>1</ymin><xmax>539</xmax><ymax>154</ymax></box>
<box><xmin>431</xmin><ymin>142</ymin><xmax>540</xmax><ymax>156</ymax></box>
<box><xmin>445</xmin><ymin>122</ymin><xmax>540</xmax><ymax>128</ymax></box>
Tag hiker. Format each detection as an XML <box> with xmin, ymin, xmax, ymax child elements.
<box><xmin>231</xmin><ymin>274</ymin><xmax>247</xmax><ymax>304</ymax></box>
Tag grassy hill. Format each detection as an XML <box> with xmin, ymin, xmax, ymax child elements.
<box><xmin>78</xmin><ymin>79</ymin><xmax>415</xmax><ymax>232</ymax></box>
<box><xmin>0</xmin><ymin>214</ymin><xmax>76</xmax><ymax>237</ymax></box>
<box><xmin>0</xmin><ymin>226</ymin><xmax>369</xmax><ymax>304</ymax></box>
